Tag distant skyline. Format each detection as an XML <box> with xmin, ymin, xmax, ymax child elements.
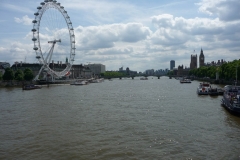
<box><xmin>0</xmin><ymin>0</ymin><xmax>240</xmax><ymax>72</ymax></box>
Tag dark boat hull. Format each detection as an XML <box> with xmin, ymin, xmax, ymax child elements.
<box><xmin>23</xmin><ymin>85</ymin><xmax>41</xmax><ymax>90</ymax></box>
<box><xmin>209</xmin><ymin>92</ymin><xmax>219</xmax><ymax>96</ymax></box>
<box><xmin>208</xmin><ymin>88</ymin><xmax>219</xmax><ymax>96</ymax></box>
<box><xmin>221</xmin><ymin>97</ymin><xmax>240</xmax><ymax>115</ymax></box>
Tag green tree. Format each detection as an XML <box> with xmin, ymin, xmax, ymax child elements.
<box><xmin>219</xmin><ymin>63</ymin><xmax>227</xmax><ymax>79</ymax></box>
<box><xmin>197</xmin><ymin>66</ymin><xmax>208</xmax><ymax>78</ymax></box>
<box><xmin>167</xmin><ymin>70</ymin><xmax>174</xmax><ymax>76</ymax></box>
<box><xmin>0</xmin><ymin>72</ymin><xmax>2</xmax><ymax>80</ymax></box>
<box><xmin>103</xmin><ymin>71</ymin><xmax>126</xmax><ymax>78</ymax></box>
<box><xmin>15</xmin><ymin>69</ymin><xmax>24</xmax><ymax>81</ymax></box>
<box><xmin>3</xmin><ymin>68</ymin><xmax>14</xmax><ymax>81</ymax></box>
<box><xmin>189</xmin><ymin>68</ymin><xmax>197</xmax><ymax>76</ymax></box>
<box><xmin>189</xmin><ymin>59</ymin><xmax>240</xmax><ymax>82</ymax></box>
<box><xmin>24</xmin><ymin>68</ymin><xmax>34</xmax><ymax>81</ymax></box>
<box><xmin>207</xmin><ymin>66</ymin><xmax>217</xmax><ymax>79</ymax></box>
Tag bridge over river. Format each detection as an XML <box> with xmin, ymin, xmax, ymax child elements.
<box><xmin>103</xmin><ymin>74</ymin><xmax>174</xmax><ymax>80</ymax></box>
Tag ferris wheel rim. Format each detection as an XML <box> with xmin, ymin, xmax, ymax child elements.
<box><xmin>32</xmin><ymin>0</ymin><xmax>76</xmax><ymax>77</ymax></box>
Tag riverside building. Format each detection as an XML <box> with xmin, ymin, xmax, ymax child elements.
<box><xmin>84</xmin><ymin>63</ymin><xmax>106</xmax><ymax>76</ymax></box>
<box><xmin>170</xmin><ymin>60</ymin><xmax>175</xmax><ymax>70</ymax></box>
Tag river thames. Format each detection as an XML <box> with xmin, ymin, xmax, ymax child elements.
<box><xmin>0</xmin><ymin>76</ymin><xmax>240</xmax><ymax>159</ymax></box>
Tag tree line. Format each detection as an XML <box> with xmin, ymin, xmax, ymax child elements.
<box><xmin>167</xmin><ymin>59</ymin><xmax>239</xmax><ymax>81</ymax></box>
<box><xmin>101</xmin><ymin>71</ymin><xmax>127</xmax><ymax>78</ymax></box>
<box><xmin>1</xmin><ymin>59</ymin><xmax>239</xmax><ymax>82</ymax></box>
<box><xmin>0</xmin><ymin>68</ymin><xmax>34</xmax><ymax>81</ymax></box>
<box><xmin>189</xmin><ymin>59</ymin><xmax>240</xmax><ymax>81</ymax></box>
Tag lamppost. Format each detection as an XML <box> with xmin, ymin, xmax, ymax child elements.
<box><xmin>83</xmin><ymin>68</ymin><xmax>85</xmax><ymax>79</ymax></box>
<box><xmin>236</xmin><ymin>64</ymin><xmax>238</xmax><ymax>86</ymax></box>
<box><xmin>216</xmin><ymin>67</ymin><xmax>219</xmax><ymax>80</ymax></box>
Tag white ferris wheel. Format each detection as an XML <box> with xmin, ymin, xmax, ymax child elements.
<box><xmin>32</xmin><ymin>0</ymin><xmax>75</xmax><ymax>81</ymax></box>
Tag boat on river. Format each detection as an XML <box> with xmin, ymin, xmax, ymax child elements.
<box><xmin>208</xmin><ymin>87</ymin><xmax>218</xmax><ymax>96</ymax></box>
<box><xmin>88</xmin><ymin>78</ymin><xmax>99</xmax><ymax>83</ymax></box>
<box><xmin>217</xmin><ymin>88</ymin><xmax>224</xmax><ymax>95</ymax></box>
<box><xmin>88</xmin><ymin>78</ymin><xmax>104</xmax><ymax>83</ymax></box>
<box><xmin>180</xmin><ymin>79</ymin><xmax>191</xmax><ymax>83</ymax></box>
<box><xmin>221</xmin><ymin>85</ymin><xmax>240</xmax><ymax>115</ymax></box>
<box><xmin>70</xmin><ymin>80</ymin><xmax>88</xmax><ymax>85</ymax></box>
<box><xmin>22</xmin><ymin>84</ymin><xmax>41</xmax><ymax>90</ymax></box>
<box><xmin>197</xmin><ymin>82</ymin><xmax>211</xmax><ymax>95</ymax></box>
<box><xmin>140</xmin><ymin>77</ymin><xmax>148</xmax><ymax>80</ymax></box>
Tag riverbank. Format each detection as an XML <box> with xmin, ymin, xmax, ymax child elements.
<box><xmin>194</xmin><ymin>77</ymin><xmax>239</xmax><ymax>85</ymax></box>
<box><xmin>0</xmin><ymin>81</ymin><xmax>36</xmax><ymax>88</ymax></box>
<box><xmin>0</xmin><ymin>78</ymin><xmax>102</xmax><ymax>87</ymax></box>
<box><xmin>0</xmin><ymin>77</ymin><xmax>238</xmax><ymax>87</ymax></box>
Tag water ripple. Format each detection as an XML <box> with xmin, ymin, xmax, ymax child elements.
<box><xmin>0</xmin><ymin>77</ymin><xmax>240</xmax><ymax>159</ymax></box>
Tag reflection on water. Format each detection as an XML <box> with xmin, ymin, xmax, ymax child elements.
<box><xmin>223</xmin><ymin>110</ymin><xmax>240</xmax><ymax>128</ymax></box>
<box><xmin>0</xmin><ymin>77</ymin><xmax>240</xmax><ymax>159</ymax></box>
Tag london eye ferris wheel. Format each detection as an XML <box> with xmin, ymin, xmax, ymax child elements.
<box><xmin>32</xmin><ymin>0</ymin><xmax>75</xmax><ymax>81</ymax></box>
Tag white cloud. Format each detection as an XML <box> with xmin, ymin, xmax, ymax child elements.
<box><xmin>14</xmin><ymin>15</ymin><xmax>32</xmax><ymax>25</ymax></box>
<box><xmin>0</xmin><ymin>42</ymin><xmax>36</xmax><ymax>64</ymax></box>
<box><xmin>198</xmin><ymin>0</ymin><xmax>240</xmax><ymax>22</ymax></box>
<box><xmin>63</xmin><ymin>0</ymin><xmax>139</xmax><ymax>24</ymax></box>
<box><xmin>120</xmin><ymin>23</ymin><xmax>151</xmax><ymax>42</ymax></box>
<box><xmin>150</xmin><ymin>13</ymin><xmax>240</xmax><ymax>51</ymax></box>
<box><xmin>151</xmin><ymin>28</ymin><xmax>189</xmax><ymax>46</ymax></box>
<box><xmin>75</xmin><ymin>23</ymin><xmax>151</xmax><ymax>51</ymax></box>
<box><xmin>151</xmin><ymin>14</ymin><xmax>225</xmax><ymax>35</ymax></box>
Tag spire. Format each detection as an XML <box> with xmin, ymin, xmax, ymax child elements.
<box><xmin>200</xmin><ymin>48</ymin><xmax>204</xmax><ymax>56</ymax></box>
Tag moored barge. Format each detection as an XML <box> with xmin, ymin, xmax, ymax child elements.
<box><xmin>221</xmin><ymin>85</ymin><xmax>240</xmax><ymax>115</ymax></box>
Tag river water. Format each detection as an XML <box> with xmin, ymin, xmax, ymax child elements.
<box><xmin>0</xmin><ymin>76</ymin><xmax>240</xmax><ymax>160</ymax></box>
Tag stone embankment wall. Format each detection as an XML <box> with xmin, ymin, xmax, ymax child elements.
<box><xmin>0</xmin><ymin>81</ymin><xmax>35</xmax><ymax>87</ymax></box>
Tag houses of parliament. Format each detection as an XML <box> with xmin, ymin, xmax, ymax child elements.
<box><xmin>175</xmin><ymin>48</ymin><xmax>225</xmax><ymax>76</ymax></box>
<box><xmin>176</xmin><ymin>49</ymin><xmax>205</xmax><ymax>76</ymax></box>
<box><xmin>190</xmin><ymin>48</ymin><xmax>205</xmax><ymax>69</ymax></box>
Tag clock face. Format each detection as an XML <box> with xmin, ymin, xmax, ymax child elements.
<box><xmin>201</xmin><ymin>58</ymin><xmax>203</xmax><ymax>60</ymax></box>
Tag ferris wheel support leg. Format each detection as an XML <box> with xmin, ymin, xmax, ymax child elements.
<box><xmin>34</xmin><ymin>65</ymin><xmax>44</xmax><ymax>81</ymax></box>
<box><xmin>51</xmin><ymin>74</ymin><xmax>54</xmax><ymax>82</ymax></box>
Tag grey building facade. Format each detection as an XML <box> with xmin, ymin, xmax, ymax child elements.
<box><xmin>84</xmin><ymin>64</ymin><xmax>106</xmax><ymax>75</ymax></box>
<box><xmin>170</xmin><ymin>60</ymin><xmax>175</xmax><ymax>70</ymax></box>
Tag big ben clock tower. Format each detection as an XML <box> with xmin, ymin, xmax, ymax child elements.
<box><xmin>199</xmin><ymin>48</ymin><xmax>205</xmax><ymax>67</ymax></box>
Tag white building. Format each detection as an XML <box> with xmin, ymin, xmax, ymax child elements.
<box><xmin>84</xmin><ymin>63</ymin><xmax>105</xmax><ymax>75</ymax></box>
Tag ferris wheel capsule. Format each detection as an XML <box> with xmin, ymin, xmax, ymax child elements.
<box><xmin>32</xmin><ymin>37</ymin><xmax>37</xmax><ymax>41</ymax></box>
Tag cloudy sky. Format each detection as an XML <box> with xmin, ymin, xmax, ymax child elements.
<box><xmin>0</xmin><ymin>0</ymin><xmax>240</xmax><ymax>72</ymax></box>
